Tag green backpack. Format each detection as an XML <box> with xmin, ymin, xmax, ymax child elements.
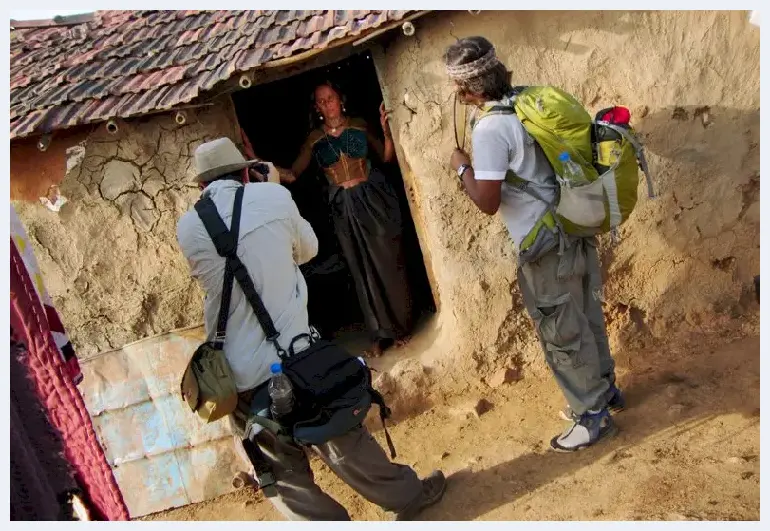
<box><xmin>473</xmin><ymin>86</ymin><xmax>655</xmax><ymax>252</ymax></box>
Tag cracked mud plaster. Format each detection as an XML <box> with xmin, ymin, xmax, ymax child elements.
<box><xmin>12</xmin><ymin>101</ymin><xmax>240</xmax><ymax>357</ymax></box>
<box><xmin>376</xmin><ymin>10</ymin><xmax>759</xmax><ymax>377</ymax></box>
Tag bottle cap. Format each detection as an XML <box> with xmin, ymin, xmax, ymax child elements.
<box><xmin>558</xmin><ymin>152</ymin><xmax>570</xmax><ymax>162</ymax></box>
<box><xmin>270</xmin><ymin>362</ymin><xmax>282</xmax><ymax>374</ymax></box>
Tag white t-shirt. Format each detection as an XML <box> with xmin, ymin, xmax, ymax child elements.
<box><xmin>471</xmin><ymin>97</ymin><xmax>556</xmax><ymax>249</ymax></box>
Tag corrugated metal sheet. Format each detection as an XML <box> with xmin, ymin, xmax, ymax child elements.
<box><xmin>79</xmin><ymin>326</ymin><xmax>241</xmax><ymax>518</ymax></box>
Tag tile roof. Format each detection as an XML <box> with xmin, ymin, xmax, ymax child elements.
<box><xmin>10</xmin><ymin>10</ymin><xmax>419</xmax><ymax>140</ymax></box>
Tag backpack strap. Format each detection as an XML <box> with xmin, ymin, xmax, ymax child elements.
<box><xmin>194</xmin><ymin>186</ymin><xmax>287</xmax><ymax>358</ymax></box>
<box><xmin>507</xmin><ymin>171</ymin><xmax>567</xmax><ymax>258</ymax></box>
<box><xmin>511</xmin><ymin>85</ymin><xmax>528</xmax><ymax>97</ymax></box>
<box><xmin>471</xmin><ymin>86</ymin><xmax>528</xmax><ymax>129</ymax></box>
<box><xmin>369</xmin><ymin>388</ymin><xmax>397</xmax><ymax>459</ymax></box>
<box><xmin>484</xmin><ymin>105</ymin><xmax>515</xmax><ymax>115</ymax></box>
<box><xmin>471</xmin><ymin>104</ymin><xmax>515</xmax><ymax>130</ymax></box>
<box><xmin>595</xmin><ymin>121</ymin><xmax>656</xmax><ymax>199</ymax></box>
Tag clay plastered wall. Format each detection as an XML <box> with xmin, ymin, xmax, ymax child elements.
<box><xmin>11</xmin><ymin>99</ymin><xmax>240</xmax><ymax>357</ymax></box>
<box><xmin>379</xmin><ymin>10</ymin><xmax>760</xmax><ymax>373</ymax></box>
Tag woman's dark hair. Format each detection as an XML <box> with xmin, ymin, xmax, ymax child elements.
<box><xmin>444</xmin><ymin>36</ymin><xmax>513</xmax><ymax>101</ymax></box>
<box><xmin>309</xmin><ymin>79</ymin><xmax>347</xmax><ymax>130</ymax></box>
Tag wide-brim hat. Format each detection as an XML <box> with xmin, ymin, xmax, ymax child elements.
<box><xmin>192</xmin><ymin>137</ymin><xmax>258</xmax><ymax>183</ymax></box>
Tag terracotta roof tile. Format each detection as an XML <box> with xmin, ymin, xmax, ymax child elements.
<box><xmin>10</xmin><ymin>108</ymin><xmax>46</xmax><ymax>138</ymax></box>
<box><xmin>9</xmin><ymin>9</ymin><xmax>420</xmax><ymax>139</ymax></box>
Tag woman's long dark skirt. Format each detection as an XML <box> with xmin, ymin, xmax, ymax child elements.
<box><xmin>329</xmin><ymin>169</ymin><xmax>413</xmax><ymax>343</ymax></box>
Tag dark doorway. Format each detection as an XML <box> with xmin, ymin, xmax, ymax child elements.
<box><xmin>231</xmin><ymin>51</ymin><xmax>435</xmax><ymax>343</ymax></box>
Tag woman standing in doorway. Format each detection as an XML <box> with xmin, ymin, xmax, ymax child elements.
<box><xmin>278</xmin><ymin>81</ymin><xmax>413</xmax><ymax>356</ymax></box>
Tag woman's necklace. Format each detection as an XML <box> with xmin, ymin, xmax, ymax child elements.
<box><xmin>326</xmin><ymin>117</ymin><xmax>347</xmax><ymax>135</ymax></box>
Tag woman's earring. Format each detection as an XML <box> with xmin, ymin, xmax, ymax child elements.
<box><xmin>318</xmin><ymin>113</ymin><xmax>324</xmax><ymax>121</ymax></box>
<box><xmin>342</xmin><ymin>104</ymin><xmax>346</xmax><ymax>113</ymax></box>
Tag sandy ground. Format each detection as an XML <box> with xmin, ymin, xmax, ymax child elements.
<box><xmin>145</xmin><ymin>331</ymin><xmax>759</xmax><ymax>521</ymax></box>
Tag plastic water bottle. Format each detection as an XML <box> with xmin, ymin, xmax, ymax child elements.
<box><xmin>268</xmin><ymin>363</ymin><xmax>293</xmax><ymax>419</ymax></box>
<box><xmin>558</xmin><ymin>152</ymin><xmax>589</xmax><ymax>186</ymax></box>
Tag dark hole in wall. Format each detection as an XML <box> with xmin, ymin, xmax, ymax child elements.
<box><xmin>231</xmin><ymin>51</ymin><xmax>435</xmax><ymax>339</ymax></box>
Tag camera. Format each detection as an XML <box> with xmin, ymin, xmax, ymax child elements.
<box><xmin>247</xmin><ymin>161</ymin><xmax>281</xmax><ymax>184</ymax></box>
<box><xmin>247</xmin><ymin>162</ymin><xmax>271</xmax><ymax>182</ymax></box>
<box><xmin>251</xmin><ymin>162</ymin><xmax>270</xmax><ymax>176</ymax></box>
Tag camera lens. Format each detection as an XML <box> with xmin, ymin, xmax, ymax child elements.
<box><xmin>252</xmin><ymin>162</ymin><xmax>269</xmax><ymax>175</ymax></box>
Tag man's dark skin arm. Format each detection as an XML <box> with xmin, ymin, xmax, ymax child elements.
<box><xmin>450</xmin><ymin>148</ymin><xmax>502</xmax><ymax>215</ymax></box>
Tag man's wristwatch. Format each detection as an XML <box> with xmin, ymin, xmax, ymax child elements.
<box><xmin>457</xmin><ymin>163</ymin><xmax>471</xmax><ymax>180</ymax></box>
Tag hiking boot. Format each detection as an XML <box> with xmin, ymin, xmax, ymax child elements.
<box><xmin>395</xmin><ymin>470</ymin><xmax>447</xmax><ymax>521</ymax></box>
<box><xmin>558</xmin><ymin>385</ymin><xmax>626</xmax><ymax>421</ymax></box>
<box><xmin>550</xmin><ymin>408</ymin><xmax>618</xmax><ymax>452</ymax></box>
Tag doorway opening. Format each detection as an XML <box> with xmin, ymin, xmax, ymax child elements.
<box><xmin>231</xmin><ymin>51</ymin><xmax>436</xmax><ymax>351</ymax></box>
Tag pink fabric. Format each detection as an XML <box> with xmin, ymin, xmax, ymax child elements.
<box><xmin>10</xmin><ymin>239</ymin><xmax>129</xmax><ymax>520</ymax></box>
<box><xmin>599</xmin><ymin>106</ymin><xmax>631</xmax><ymax>125</ymax></box>
<box><xmin>9</xmin><ymin>205</ymin><xmax>82</xmax><ymax>385</ymax></box>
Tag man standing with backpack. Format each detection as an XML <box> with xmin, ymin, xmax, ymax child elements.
<box><xmin>176</xmin><ymin>137</ymin><xmax>445</xmax><ymax>520</ymax></box>
<box><xmin>443</xmin><ymin>37</ymin><xmax>626</xmax><ymax>452</ymax></box>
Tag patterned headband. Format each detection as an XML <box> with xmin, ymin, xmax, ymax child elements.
<box><xmin>446</xmin><ymin>48</ymin><xmax>501</xmax><ymax>81</ymax></box>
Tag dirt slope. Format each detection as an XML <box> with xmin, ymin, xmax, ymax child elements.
<box><xmin>145</xmin><ymin>328</ymin><xmax>759</xmax><ymax>521</ymax></box>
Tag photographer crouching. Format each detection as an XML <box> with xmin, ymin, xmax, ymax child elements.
<box><xmin>176</xmin><ymin>138</ymin><xmax>446</xmax><ymax>520</ymax></box>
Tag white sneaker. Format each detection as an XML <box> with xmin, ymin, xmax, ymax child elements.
<box><xmin>551</xmin><ymin>408</ymin><xmax>618</xmax><ymax>452</ymax></box>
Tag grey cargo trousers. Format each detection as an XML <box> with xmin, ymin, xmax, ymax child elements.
<box><xmin>517</xmin><ymin>236</ymin><xmax>617</xmax><ymax>416</ymax></box>
<box><xmin>233</xmin><ymin>424</ymin><xmax>423</xmax><ymax>520</ymax></box>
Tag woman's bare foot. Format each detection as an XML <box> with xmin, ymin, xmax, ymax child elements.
<box><xmin>395</xmin><ymin>335</ymin><xmax>412</xmax><ymax>349</ymax></box>
<box><xmin>364</xmin><ymin>342</ymin><xmax>383</xmax><ymax>358</ymax></box>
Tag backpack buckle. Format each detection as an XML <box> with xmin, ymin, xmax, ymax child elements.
<box><xmin>267</xmin><ymin>334</ymin><xmax>288</xmax><ymax>359</ymax></box>
<box><xmin>213</xmin><ymin>331</ymin><xmax>226</xmax><ymax>348</ymax></box>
